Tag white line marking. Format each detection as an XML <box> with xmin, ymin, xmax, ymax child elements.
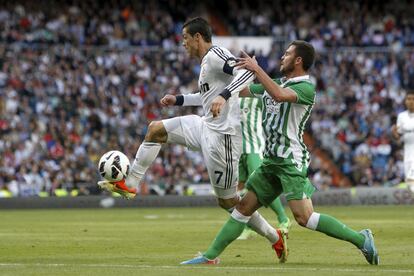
<box><xmin>0</xmin><ymin>263</ymin><xmax>412</xmax><ymax>273</ymax></box>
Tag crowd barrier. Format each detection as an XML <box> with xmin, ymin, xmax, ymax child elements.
<box><xmin>0</xmin><ymin>187</ymin><xmax>412</xmax><ymax>209</ymax></box>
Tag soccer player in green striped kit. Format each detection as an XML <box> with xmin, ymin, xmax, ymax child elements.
<box><xmin>182</xmin><ymin>40</ymin><xmax>379</xmax><ymax>265</ymax></box>
<box><xmin>238</xmin><ymin>96</ymin><xmax>291</xmax><ymax>240</ymax></box>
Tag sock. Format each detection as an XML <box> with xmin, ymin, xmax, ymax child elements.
<box><xmin>125</xmin><ymin>142</ymin><xmax>161</xmax><ymax>188</ymax></box>
<box><xmin>226</xmin><ymin>207</ymin><xmax>235</xmax><ymax>213</ymax></box>
<box><xmin>204</xmin><ymin>209</ymin><xmax>248</xmax><ymax>259</ymax></box>
<box><xmin>306</xmin><ymin>212</ymin><xmax>365</xmax><ymax>248</ymax></box>
<box><xmin>238</xmin><ymin>188</ymin><xmax>247</xmax><ymax>197</ymax></box>
<box><xmin>247</xmin><ymin>211</ymin><xmax>279</xmax><ymax>243</ymax></box>
<box><xmin>269</xmin><ymin>197</ymin><xmax>289</xmax><ymax>224</ymax></box>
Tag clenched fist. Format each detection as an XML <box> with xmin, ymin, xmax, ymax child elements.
<box><xmin>160</xmin><ymin>95</ymin><xmax>177</xmax><ymax>106</ymax></box>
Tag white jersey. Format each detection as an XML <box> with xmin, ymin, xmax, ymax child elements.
<box><xmin>184</xmin><ymin>46</ymin><xmax>255</xmax><ymax>135</ymax></box>
<box><xmin>397</xmin><ymin>110</ymin><xmax>414</xmax><ymax>180</ymax></box>
<box><xmin>397</xmin><ymin>110</ymin><xmax>414</xmax><ymax>161</ymax></box>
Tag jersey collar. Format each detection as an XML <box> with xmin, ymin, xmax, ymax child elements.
<box><xmin>281</xmin><ymin>75</ymin><xmax>311</xmax><ymax>85</ymax></box>
<box><xmin>201</xmin><ymin>45</ymin><xmax>216</xmax><ymax>62</ymax></box>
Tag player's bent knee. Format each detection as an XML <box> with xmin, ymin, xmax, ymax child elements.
<box><xmin>236</xmin><ymin>200</ymin><xmax>255</xmax><ymax>216</ymax></box>
<box><xmin>145</xmin><ymin>121</ymin><xmax>167</xmax><ymax>143</ymax></box>
<box><xmin>293</xmin><ymin>212</ymin><xmax>311</xmax><ymax>227</ymax></box>
<box><xmin>217</xmin><ymin>197</ymin><xmax>238</xmax><ymax>210</ymax></box>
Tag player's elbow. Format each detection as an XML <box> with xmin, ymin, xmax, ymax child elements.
<box><xmin>272</xmin><ymin>95</ymin><xmax>284</xmax><ymax>102</ymax></box>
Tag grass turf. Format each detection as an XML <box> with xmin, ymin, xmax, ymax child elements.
<box><xmin>0</xmin><ymin>205</ymin><xmax>413</xmax><ymax>275</ymax></box>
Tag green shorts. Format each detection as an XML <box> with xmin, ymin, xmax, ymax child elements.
<box><xmin>246</xmin><ymin>156</ymin><xmax>316</xmax><ymax>206</ymax></box>
<box><xmin>239</xmin><ymin>153</ymin><xmax>262</xmax><ymax>183</ymax></box>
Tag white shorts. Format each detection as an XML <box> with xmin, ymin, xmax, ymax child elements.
<box><xmin>405</xmin><ymin>159</ymin><xmax>414</xmax><ymax>181</ymax></box>
<box><xmin>163</xmin><ymin>115</ymin><xmax>242</xmax><ymax>199</ymax></box>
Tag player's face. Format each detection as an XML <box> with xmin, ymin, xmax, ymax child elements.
<box><xmin>280</xmin><ymin>45</ymin><xmax>297</xmax><ymax>76</ymax></box>
<box><xmin>406</xmin><ymin>95</ymin><xmax>414</xmax><ymax>112</ymax></box>
<box><xmin>182</xmin><ymin>28</ymin><xmax>198</xmax><ymax>58</ymax></box>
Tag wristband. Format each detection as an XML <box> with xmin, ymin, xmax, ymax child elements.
<box><xmin>219</xmin><ymin>89</ymin><xmax>231</xmax><ymax>100</ymax></box>
<box><xmin>175</xmin><ymin>95</ymin><xmax>184</xmax><ymax>106</ymax></box>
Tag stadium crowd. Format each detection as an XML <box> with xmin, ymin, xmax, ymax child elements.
<box><xmin>1</xmin><ymin>0</ymin><xmax>413</xmax><ymax>48</ymax></box>
<box><xmin>0</xmin><ymin>0</ymin><xmax>413</xmax><ymax>197</ymax></box>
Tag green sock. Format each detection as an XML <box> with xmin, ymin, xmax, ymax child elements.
<box><xmin>269</xmin><ymin>197</ymin><xmax>288</xmax><ymax>224</ymax></box>
<box><xmin>316</xmin><ymin>214</ymin><xmax>364</xmax><ymax>248</ymax></box>
<box><xmin>204</xmin><ymin>217</ymin><xmax>246</xmax><ymax>259</ymax></box>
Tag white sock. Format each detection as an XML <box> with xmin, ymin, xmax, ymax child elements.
<box><xmin>125</xmin><ymin>142</ymin><xmax>161</xmax><ymax>188</ymax></box>
<box><xmin>305</xmin><ymin>212</ymin><xmax>320</xmax><ymax>230</ymax></box>
<box><xmin>247</xmin><ymin>211</ymin><xmax>279</xmax><ymax>244</ymax></box>
<box><xmin>231</xmin><ymin>209</ymin><xmax>250</xmax><ymax>223</ymax></box>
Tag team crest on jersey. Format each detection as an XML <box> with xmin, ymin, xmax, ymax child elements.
<box><xmin>243</xmin><ymin>107</ymin><xmax>250</xmax><ymax>113</ymax></box>
<box><xmin>263</xmin><ymin>92</ymin><xmax>280</xmax><ymax>114</ymax></box>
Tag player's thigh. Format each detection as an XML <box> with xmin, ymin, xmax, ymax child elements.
<box><xmin>246</xmin><ymin>153</ymin><xmax>263</xmax><ymax>175</ymax></box>
<box><xmin>246</xmin><ymin>160</ymin><xmax>283</xmax><ymax>207</ymax></box>
<box><xmin>202</xmin><ymin>130</ymin><xmax>242</xmax><ymax>199</ymax></box>
<box><xmin>162</xmin><ymin>115</ymin><xmax>202</xmax><ymax>150</ymax></box>
<box><xmin>280</xmin><ymin>170</ymin><xmax>316</xmax><ymax>202</ymax></box>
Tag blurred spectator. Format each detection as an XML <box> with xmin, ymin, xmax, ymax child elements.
<box><xmin>1</xmin><ymin>0</ymin><xmax>414</xmax><ymax>196</ymax></box>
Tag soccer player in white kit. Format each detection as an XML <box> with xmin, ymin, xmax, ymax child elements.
<box><xmin>98</xmin><ymin>17</ymin><xmax>287</xmax><ymax>261</ymax></box>
<box><xmin>392</xmin><ymin>91</ymin><xmax>414</xmax><ymax>190</ymax></box>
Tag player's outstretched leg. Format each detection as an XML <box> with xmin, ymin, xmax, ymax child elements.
<box><xmin>98</xmin><ymin>180</ymin><xmax>137</xmax><ymax>199</ymax></box>
<box><xmin>98</xmin><ymin>141</ymin><xmax>160</xmax><ymax>199</ymax></box>
<box><xmin>99</xmin><ymin>121</ymin><xmax>164</xmax><ymax>198</ymax></box>
<box><xmin>181</xmin><ymin>207</ymin><xmax>287</xmax><ymax>265</ymax></box>
<box><xmin>307</xmin><ymin>213</ymin><xmax>379</xmax><ymax>265</ymax></box>
<box><xmin>359</xmin><ymin>229</ymin><xmax>379</xmax><ymax>265</ymax></box>
<box><xmin>180</xmin><ymin>252</ymin><xmax>220</xmax><ymax>265</ymax></box>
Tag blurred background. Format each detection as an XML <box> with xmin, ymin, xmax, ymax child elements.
<box><xmin>1</xmin><ymin>0</ymin><xmax>413</xmax><ymax>198</ymax></box>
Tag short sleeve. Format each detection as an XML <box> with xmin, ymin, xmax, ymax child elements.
<box><xmin>209</xmin><ymin>47</ymin><xmax>237</xmax><ymax>76</ymax></box>
<box><xmin>249</xmin><ymin>83</ymin><xmax>265</xmax><ymax>95</ymax></box>
<box><xmin>289</xmin><ymin>82</ymin><xmax>316</xmax><ymax>105</ymax></box>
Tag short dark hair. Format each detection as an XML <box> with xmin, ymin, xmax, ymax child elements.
<box><xmin>182</xmin><ymin>17</ymin><xmax>212</xmax><ymax>43</ymax></box>
<box><xmin>407</xmin><ymin>90</ymin><xmax>414</xmax><ymax>97</ymax></box>
<box><xmin>289</xmin><ymin>40</ymin><xmax>315</xmax><ymax>71</ymax></box>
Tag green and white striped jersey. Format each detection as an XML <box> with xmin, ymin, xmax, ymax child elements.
<box><xmin>249</xmin><ymin>75</ymin><xmax>315</xmax><ymax>170</ymax></box>
<box><xmin>239</xmin><ymin>97</ymin><xmax>265</xmax><ymax>154</ymax></box>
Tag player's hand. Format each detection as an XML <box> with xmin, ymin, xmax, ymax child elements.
<box><xmin>210</xmin><ymin>96</ymin><xmax>226</xmax><ymax>118</ymax></box>
<box><xmin>236</xmin><ymin>50</ymin><xmax>259</xmax><ymax>73</ymax></box>
<box><xmin>160</xmin><ymin>94</ymin><xmax>176</xmax><ymax>106</ymax></box>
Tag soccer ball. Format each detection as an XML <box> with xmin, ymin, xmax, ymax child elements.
<box><xmin>98</xmin><ymin>150</ymin><xmax>130</xmax><ymax>182</ymax></box>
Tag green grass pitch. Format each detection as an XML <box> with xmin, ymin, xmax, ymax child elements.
<box><xmin>0</xmin><ymin>205</ymin><xmax>413</xmax><ymax>275</ymax></box>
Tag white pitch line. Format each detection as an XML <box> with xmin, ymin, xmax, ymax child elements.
<box><xmin>0</xmin><ymin>263</ymin><xmax>413</xmax><ymax>274</ymax></box>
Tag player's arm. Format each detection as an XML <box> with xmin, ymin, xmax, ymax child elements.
<box><xmin>239</xmin><ymin>87</ymin><xmax>253</xmax><ymax>98</ymax></box>
<box><xmin>218</xmin><ymin>66</ymin><xmax>255</xmax><ymax>99</ymax></box>
<box><xmin>160</xmin><ymin>92</ymin><xmax>202</xmax><ymax>107</ymax></box>
<box><xmin>211</xmin><ymin>68</ymin><xmax>255</xmax><ymax>117</ymax></box>
<box><xmin>239</xmin><ymin>81</ymin><xmax>269</xmax><ymax>98</ymax></box>
<box><xmin>209</xmin><ymin>48</ymin><xmax>255</xmax><ymax>117</ymax></box>
<box><xmin>236</xmin><ymin>51</ymin><xmax>297</xmax><ymax>103</ymax></box>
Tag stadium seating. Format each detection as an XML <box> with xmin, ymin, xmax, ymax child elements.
<box><xmin>1</xmin><ymin>0</ymin><xmax>413</xmax><ymax>196</ymax></box>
